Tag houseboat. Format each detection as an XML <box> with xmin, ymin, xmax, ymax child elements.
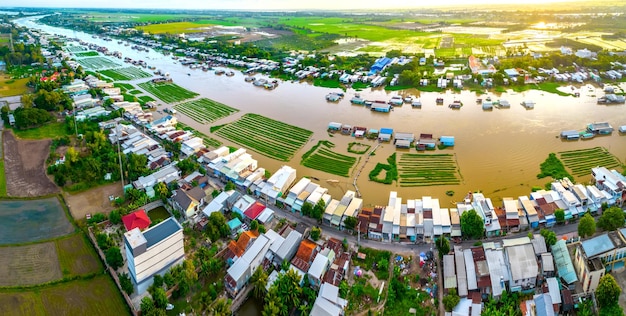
<box><xmin>436</xmin><ymin>97</ymin><xmax>444</xmax><ymax>105</ymax></box>
<box><xmin>389</xmin><ymin>96</ymin><xmax>403</xmax><ymax>106</ymax></box>
<box><xmin>587</xmin><ymin>122</ymin><xmax>614</xmax><ymax>135</ymax></box>
<box><xmin>326</xmin><ymin>93</ymin><xmax>343</xmax><ymax>102</ymax></box>
<box><xmin>371</xmin><ymin>103</ymin><xmax>391</xmax><ymax>113</ymax></box>
<box><xmin>244</xmin><ymin>76</ymin><xmax>255</xmax><ymax>82</ymax></box>
<box><xmin>560</xmin><ymin>130</ymin><xmax>580</xmax><ymax>140</ymax></box>
<box><xmin>620</xmin><ymin>125</ymin><xmax>626</xmax><ymax>133</ymax></box>
<box><xmin>597</xmin><ymin>94</ymin><xmax>626</xmax><ymax>104</ymax></box>
<box><xmin>580</xmin><ymin>132</ymin><xmax>595</xmax><ymax>139</ymax></box>
<box><xmin>215</xmin><ymin>69</ymin><xmax>225</xmax><ymax>75</ymax></box>
<box><xmin>497</xmin><ymin>99</ymin><xmax>511</xmax><ymax>108</ymax></box>
<box><xmin>482</xmin><ymin>101</ymin><xmax>493</xmax><ymax>110</ymax></box>
<box><xmin>448</xmin><ymin>100</ymin><xmax>463</xmax><ymax>109</ymax></box>
<box><xmin>403</xmin><ymin>96</ymin><xmax>413</xmax><ymax>104</ymax></box>
<box><xmin>521</xmin><ymin>100</ymin><xmax>535</xmax><ymax>109</ymax></box>
<box><xmin>225</xmin><ymin>71</ymin><xmax>235</xmax><ymax>77</ymax></box>
<box><xmin>411</xmin><ymin>99</ymin><xmax>422</xmax><ymax>108</ymax></box>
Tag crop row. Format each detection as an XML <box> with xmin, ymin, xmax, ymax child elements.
<box><xmin>216</xmin><ymin>129</ymin><xmax>298</xmax><ymax>161</ymax></box>
<box><xmin>76</xmin><ymin>57</ymin><xmax>120</xmax><ymax>70</ymax></box>
<box><xmin>137</xmin><ymin>81</ymin><xmax>199</xmax><ymax>103</ymax></box>
<box><xmin>558</xmin><ymin>147</ymin><xmax>622</xmax><ymax>177</ymax></box>
<box><xmin>302</xmin><ymin>146</ymin><xmax>357</xmax><ymax>177</ymax></box>
<box><xmin>98</xmin><ymin>67</ymin><xmax>151</xmax><ymax>81</ymax></box>
<box><xmin>174</xmin><ymin>98</ymin><xmax>239</xmax><ymax>124</ymax></box>
<box><xmin>397</xmin><ymin>153</ymin><xmax>460</xmax><ymax>187</ymax></box>
<box><xmin>73</xmin><ymin>51</ymin><xmax>99</xmax><ymax>57</ymax></box>
<box><xmin>237</xmin><ymin>114</ymin><xmax>312</xmax><ymax>143</ymax></box>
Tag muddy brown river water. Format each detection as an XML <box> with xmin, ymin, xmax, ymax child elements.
<box><xmin>16</xmin><ymin>16</ymin><xmax>626</xmax><ymax>208</ymax></box>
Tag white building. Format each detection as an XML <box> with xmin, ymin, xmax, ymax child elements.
<box><xmin>259</xmin><ymin>166</ymin><xmax>296</xmax><ymax>204</ymax></box>
<box><xmin>124</xmin><ymin>217</ymin><xmax>185</xmax><ymax>294</ymax></box>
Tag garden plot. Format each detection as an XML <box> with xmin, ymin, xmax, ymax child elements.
<box><xmin>215</xmin><ymin>113</ymin><xmax>312</xmax><ymax>161</ymax></box>
<box><xmin>138</xmin><ymin>81</ymin><xmax>199</xmax><ymax>103</ymax></box>
<box><xmin>174</xmin><ymin>98</ymin><xmax>239</xmax><ymax>124</ymax></box>
<box><xmin>558</xmin><ymin>147</ymin><xmax>622</xmax><ymax>177</ymax></box>
<box><xmin>65</xmin><ymin>46</ymin><xmax>87</xmax><ymax>53</ymax></box>
<box><xmin>397</xmin><ymin>153</ymin><xmax>461</xmax><ymax>187</ymax></box>
<box><xmin>0</xmin><ymin>242</ymin><xmax>62</xmax><ymax>286</ymax></box>
<box><xmin>76</xmin><ymin>57</ymin><xmax>121</xmax><ymax>70</ymax></box>
<box><xmin>98</xmin><ymin>67</ymin><xmax>152</xmax><ymax>81</ymax></box>
<box><xmin>73</xmin><ymin>51</ymin><xmax>99</xmax><ymax>57</ymax></box>
<box><xmin>301</xmin><ymin>141</ymin><xmax>357</xmax><ymax>177</ymax></box>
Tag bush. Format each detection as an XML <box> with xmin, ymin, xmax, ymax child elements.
<box><xmin>105</xmin><ymin>247</ymin><xmax>123</xmax><ymax>270</ymax></box>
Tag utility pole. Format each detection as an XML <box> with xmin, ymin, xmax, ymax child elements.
<box><xmin>357</xmin><ymin>220</ymin><xmax>361</xmax><ymax>246</ymax></box>
<box><xmin>117</xmin><ymin>123</ymin><xmax>125</xmax><ymax>192</ymax></box>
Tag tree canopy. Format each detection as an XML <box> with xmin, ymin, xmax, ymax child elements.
<box><xmin>596</xmin><ymin>274</ymin><xmax>621</xmax><ymax>309</ymax></box>
<box><xmin>435</xmin><ymin>237</ymin><xmax>450</xmax><ymax>258</ymax></box>
<box><xmin>540</xmin><ymin>229</ymin><xmax>557</xmax><ymax>247</ymax></box>
<box><xmin>597</xmin><ymin>207</ymin><xmax>625</xmax><ymax>231</ymax></box>
<box><xmin>460</xmin><ymin>209</ymin><xmax>484</xmax><ymax>240</ymax></box>
<box><xmin>578</xmin><ymin>212</ymin><xmax>596</xmax><ymax>238</ymax></box>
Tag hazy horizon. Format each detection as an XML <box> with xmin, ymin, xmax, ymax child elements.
<box><xmin>1</xmin><ymin>0</ymin><xmax>590</xmax><ymax>11</ymax></box>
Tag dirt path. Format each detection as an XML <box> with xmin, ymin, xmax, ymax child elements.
<box><xmin>3</xmin><ymin>131</ymin><xmax>58</xmax><ymax>197</ymax></box>
<box><xmin>64</xmin><ymin>182</ymin><xmax>124</xmax><ymax>220</ymax></box>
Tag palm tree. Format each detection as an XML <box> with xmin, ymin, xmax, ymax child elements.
<box><xmin>262</xmin><ymin>301</ymin><xmax>281</xmax><ymax>316</ymax></box>
<box><xmin>210</xmin><ymin>298</ymin><xmax>231</xmax><ymax>316</ymax></box>
<box><xmin>250</xmin><ymin>266</ymin><xmax>268</xmax><ymax>300</ymax></box>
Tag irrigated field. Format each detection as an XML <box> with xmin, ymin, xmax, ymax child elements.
<box><xmin>0</xmin><ymin>275</ymin><xmax>130</xmax><ymax>316</ymax></box>
<box><xmin>397</xmin><ymin>153</ymin><xmax>461</xmax><ymax>187</ymax></box>
<box><xmin>65</xmin><ymin>46</ymin><xmax>87</xmax><ymax>53</ymax></box>
<box><xmin>215</xmin><ymin>113</ymin><xmax>313</xmax><ymax>161</ymax></box>
<box><xmin>0</xmin><ymin>243</ymin><xmax>62</xmax><ymax>286</ymax></box>
<box><xmin>98</xmin><ymin>67</ymin><xmax>152</xmax><ymax>81</ymax></box>
<box><xmin>73</xmin><ymin>51</ymin><xmax>99</xmax><ymax>57</ymax></box>
<box><xmin>76</xmin><ymin>57</ymin><xmax>121</xmax><ymax>70</ymax></box>
<box><xmin>138</xmin><ymin>81</ymin><xmax>199</xmax><ymax>103</ymax></box>
<box><xmin>558</xmin><ymin>147</ymin><xmax>622</xmax><ymax>177</ymax></box>
<box><xmin>174</xmin><ymin>98</ymin><xmax>239</xmax><ymax>124</ymax></box>
<box><xmin>301</xmin><ymin>141</ymin><xmax>357</xmax><ymax>177</ymax></box>
<box><xmin>55</xmin><ymin>234</ymin><xmax>103</xmax><ymax>276</ymax></box>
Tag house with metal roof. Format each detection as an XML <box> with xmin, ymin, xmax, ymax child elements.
<box><xmin>454</xmin><ymin>246</ymin><xmax>468</xmax><ymax>297</ymax></box>
<box><xmin>308</xmin><ymin>252</ymin><xmax>331</xmax><ymax>288</ymax></box>
<box><xmin>444</xmin><ymin>254</ymin><xmax>457</xmax><ymax>290</ymax></box>
<box><xmin>323</xmin><ymin>199</ymin><xmax>340</xmax><ymax>226</ymax></box>
<box><xmin>551</xmin><ymin>240</ymin><xmax>577</xmax><ymax>286</ymax></box>
<box><xmin>310</xmin><ymin>282</ymin><xmax>347</xmax><ymax>316</ymax></box>
<box><xmin>202</xmin><ymin>190</ymin><xmax>232</xmax><ymax>218</ymax></box>
<box><xmin>259</xmin><ymin>165</ymin><xmax>297</xmax><ymax>205</ymax></box>
<box><xmin>484</xmin><ymin>243</ymin><xmax>511</xmax><ymax>298</ymax></box>
<box><xmin>225</xmin><ymin>234</ymin><xmax>272</xmax><ymax>297</ymax></box>
<box><xmin>124</xmin><ymin>217</ymin><xmax>184</xmax><ymax>294</ymax></box>
<box><xmin>284</xmin><ymin>178</ymin><xmax>311</xmax><ymax>209</ymax></box>
<box><xmin>519</xmin><ymin>196</ymin><xmax>539</xmax><ymax>229</ymax></box>
<box><xmin>592</xmin><ymin>166</ymin><xmax>626</xmax><ymax>205</ymax></box>
<box><xmin>294</xmin><ymin>182</ymin><xmax>319</xmax><ymax>213</ymax></box>
<box><xmin>272</xmin><ymin>230</ymin><xmax>302</xmax><ymax>267</ymax></box>
<box><xmin>171</xmin><ymin>186</ymin><xmax>206</xmax><ymax>219</ymax></box>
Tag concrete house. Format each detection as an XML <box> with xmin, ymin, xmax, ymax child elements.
<box><xmin>272</xmin><ymin>230</ymin><xmax>303</xmax><ymax>267</ymax></box>
<box><xmin>308</xmin><ymin>252</ymin><xmax>331</xmax><ymax>288</ymax></box>
<box><xmin>503</xmin><ymin>237</ymin><xmax>538</xmax><ymax>292</ymax></box>
<box><xmin>592</xmin><ymin>167</ymin><xmax>626</xmax><ymax>205</ymax></box>
<box><xmin>284</xmin><ymin>178</ymin><xmax>311</xmax><ymax>210</ymax></box>
<box><xmin>124</xmin><ymin>217</ymin><xmax>185</xmax><ymax>294</ymax></box>
<box><xmin>171</xmin><ymin>186</ymin><xmax>206</xmax><ymax>219</ymax></box>
<box><xmin>225</xmin><ymin>234</ymin><xmax>273</xmax><ymax>297</ymax></box>
<box><xmin>260</xmin><ymin>166</ymin><xmax>297</xmax><ymax>205</ymax></box>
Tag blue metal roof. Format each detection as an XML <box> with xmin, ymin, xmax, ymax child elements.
<box><xmin>228</xmin><ymin>218</ymin><xmax>242</xmax><ymax>230</ymax></box>
<box><xmin>143</xmin><ymin>217</ymin><xmax>182</xmax><ymax>248</ymax></box>
<box><xmin>380</xmin><ymin>128</ymin><xmax>393</xmax><ymax>134</ymax></box>
<box><xmin>581</xmin><ymin>234</ymin><xmax>615</xmax><ymax>257</ymax></box>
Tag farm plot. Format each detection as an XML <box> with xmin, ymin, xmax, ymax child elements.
<box><xmin>98</xmin><ymin>67</ymin><xmax>152</xmax><ymax>81</ymax></box>
<box><xmin>0</xmin><ymin>292</ymin><xmax>45</xmax><ymax>316</ymax></box>
<box><xmin>138</xmin><ymin>81</ymin><xmax>199</xmax><ymax>103</ymax></box>
<box><xmin>76</xmin><ymin>57</ymin><xmax>121</xmax><ymax>70</ymax></box>
<box><xmin>55</xmin><ymin>234</ymin><xmax>102</xmax><ymax>276</ymax></box>
<box><xmin>558</xmin><ymin>147</ymin><xmax>622</xmax><ymax>177</ymax></box>
<box><xmin>215</xmin><ymin>113</ymin><xmax>313</xmax><ymax>161</ymax></box>
<box><xmin>65</xmin><ymin>46</ymin><xmax>87</xmax><ymax>53</ymax></box>
<box><xmin>73</xmin><ymin>51</ymin><xmax>99</xmax><ymax>57</ymax></box>
<box><xmin>301</xmin><ymin>141</ymin><xmax>357</xmax><ymax>177</ymax></box>
<box><xmin>348</xmin><ymin>142</ymin><xmax>371</xmax><ymax>154</ymax></box>
<box><xmin>0</xmin><ymin>242</ymin><xmax>62</xmax><ymax>286</ymax></box>
<box><xmin>397</xmin><ymin>153</ymin><xmax>461</xmax><ymax>187</ymax></box>
<box><xmin>174</xmin><ymin>98</ymin><xmax>239</xmax><ymax>124</ymax></box>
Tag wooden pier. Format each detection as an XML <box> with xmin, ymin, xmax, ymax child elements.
<box><xmin>352</xmin><ymin>143</ymin><xmax>381</xmax><ymax>197</ymax></box>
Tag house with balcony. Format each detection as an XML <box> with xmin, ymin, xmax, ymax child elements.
<box><xmin>592</xmin><ymin>166</ymin><xmax>626</xmax><ymax>206</ymax></box>
<box><xmin>225</xmin><ymin>234</ymin><xmax>273</xmax><ymax>297</ymax></box>
<box><xmin>284</xmin><ymin>178</ymin><xmax>311</xmax><ymax>210</ymax></box>
<box><xmin>259</xmin><ymin>166</ymin><xmax>297</xmax><ymax>205</ymax></box>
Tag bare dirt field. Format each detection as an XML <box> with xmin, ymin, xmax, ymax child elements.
<box><xmin>63</xmin><ymin>182</ymin><xmax>124</xmax><ymax>220</ymax></box>
<box><xmin>3</xmin><ymin>131</ymin><xmax>58</xmax><ymax>197</ymax></box>
<box><xmin>0</xmin><ymin>242</ymin><xmax>62</xmax><ymax>286</ymax></box>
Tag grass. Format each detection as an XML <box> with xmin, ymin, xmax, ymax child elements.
<box><xmin>147</xmin><ymin>206</ymin><xmax>170</xmax><ymax>222</ymax></box>
<box><xmin>174</xmin><ymin>98</ymin><xmax>239</xmax><ymax>124</ymax></box>
<box><xmin>301</xmin><ymin>141</ymin><xmax>357</xmax><ymax>177</ymax></box>
<box><xmin>397</xmin><ymin>153</ymin><xmax>461</xmax><ymax>187</ymax></box>
<box><xmin>313</xmin><ymin>78</ymin><xmax>345</xmax><ymax>90</ymax></box>
<box><xmin>128</xmin><ymin>89</ymin><xmax>143</xmax><ymax>95</ymax></box>
<box><xmin>12</xmin><ymin>122</ymin><xmax>70</xmax><ymax>139</ymax></box>
<box><xmin>39</xmin><ymin>275</ymin><xmax>130</xmax><ymax>315</ymax></box>
<box><xmin>0</xmin><ymin>242</ymin><xmax>62</xmax><ymax>286</ymax></box>
<box><xmin>138</xmin><ymin>95</ymin><xmax>155</xmax><ymax>103</ymax></box>
<box><xmin>369</xmin><ymin>153</ymin><xmax>398</xmax><ymax>185</ymax></box>
<box><xmin>558</xmin><ymin>147</ymin><xmax>622</xmax><ymax>177</ymax></box>
<box><xmin>65</xmin><ymin>46</ymin><xmax>87</xmax><ymax>53</ymax></box>
<box><xmin>138</xmin><ymin>81</ymin><xmax>199</xmax><ymax>103</ymax></box>
<box><xmin>98</xmin><ymin>67</ymin><xmax>152</xmax><ymax>81</ymax></box>
<box><xmin>354</xmin><ymin>246</ymin><xmax>392</xmax><ymax>281</ymax></box>
<box><xmin>0</xmin><ymin>291</ymin><xmax>45</xmax><ymax>316</ymax></box>
<box><xmin>0</xmin><ymin>158</ymin><xmax>5</xmax><ymax>196</ymax></box>
<box><xmin>215</xmin><ymin>113</ymin><xmax>313</xmax><ymax>161</ymax></box>
<box><xmin>113</xmin><ymin>82</ymin><xmax>134</xmax><ymax>92</ymax></box>
<box><xmin>537</xmin><ymin>153</ymin><xmax>573</xmax><ymax>181</ymax></box>
<box><xmin>73</xmin><ymin>51</ymin><xmax>99</xmax><ymax>57</ymax></box>
<box><xmin>348</xmin><ymin>142</ymin><xmax>371</xmax><ymax>154</ymax></box>
<box><xmin>55</xmin><ymin>234</ymin><xmax>103</xmax><ymax>277</ymax></box>
<box><xmin>0</xmin><ymin>76</ymin><xmax>30</xmax><ymax>97</ymax></box>
<box><xmin>511</xmin><ymin>82</ymin><xmax>573</xmax><ymax>96</ymax></box>
<box><xmin>136</xmin><ymin>21</ymin><xmax>218</xmax><ymax>34</ymax></box>
<box><xmin>176</xmin><ymin>122</ymin><xmax>222</xmax><ymax>148</ymax></box>
<box><xmin>76</xmin><ymin>57</ymin><xmax>121</xmax><ymax>70</ymax></box>
<box><xmin>385</xmin><ymin>85</ymin><xmax>413</xmax><ymax>91</ymax></box>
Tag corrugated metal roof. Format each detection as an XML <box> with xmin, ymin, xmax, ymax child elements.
<box><xmin>143</xmin><ymin>217</ymin><xmax>182</xmax><ymax>248</ymax></box>
<box><xmin>581</xmin><ymin>233</ymin><xmax>615</xmax><ymax>257</ymax></box>
<box><xmin>443</xmin><ymin>254</ymin><xmax>457</xmax><ymax>289</ymax></box>
<box><xmin>551</xmin><ymin>240</ymin><xmax>578</xmax><ymax>284</ymax></box>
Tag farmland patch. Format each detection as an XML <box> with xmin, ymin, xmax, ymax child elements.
<box><xmin>397</xmin><ymin>153</ymin><xmax>461</xmax><ymax>187</ymax></box>
<box><xmin>558</xmin><ymin>147</ymin><xmax>621</xmax><ymax>177</ymax></box>
<box><xmin>98</xmin><ymin>67</ymin><xmax>152</xmax><ymax>81</ymax></box>
<box><xmin>55</xmin><ymin>234</ymin><xmax>103</xmax><ymax>276</ymax></box>
<box><xmin>76</xmin><ymin>57</ymin><xmax>121</xmax><ymax>70</ymax></box>
<box><xmin>174</xmin><ymin>98</ymin><xmax>239</xmax><ymax>124</ymax></box>
<box><xmin>138</xmin><ymin>81</ymin><xmax>199</xmax><ymax>103</ymax></box>
<box><xmin>0</xmin><ymin>292</ymin><xmax>45</xmax><ymax>316</ymax></box>
<box><xmin>73</xmin><ymin>51</ymin><xmax>99</xmax><ymax>57</ymax></box>
<box><xmin>0</xmin><ymin>242</ymin><xmax>62</xmax><ymax>286</ymax></box>
<box><xmin>301</xmin><ymin>141</ymin><xmax>357</xmax><ymax>177</ymax></box>
<box><xmin>0</xmin><ymin>197</ymin><xmax>72</xmax><ymax>245</ymax></box>
<box><xmin>215</xmin><ymin>113</ymin><xmax>312</xmax><ymax>161</ymax></box>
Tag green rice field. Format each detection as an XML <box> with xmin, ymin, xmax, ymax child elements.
<box><xmin>137</xmin><ymin>81</ymin><xmax>199</xmax><ymax>103</ymax></box>
<box><xmin>174</xmin><ymin>98</ymin><xmax>239</xmax><ymax>124</ymax></box>
<box><xmin>301</xmin><ymin>141</ymin><xmax>356</xmax><ymax>177</ymax></box>
<box><xmin>558</xmin><ymin>147</ymin><xmax>622</xmax><ymax>177</ymax></box>
<box><xmin>65</xmin><ymin>46</ymin><xmax>87</xmax><ymax>53</ymax></box>
<box><xmin>76</xmin><ymin>57</ymin><xmax>121</xmax><ymax>70</ymax></box>
<box><xmin>397</xmin><ymin>153</ymin><xmax>460</xmax><ymax>187</ymax></box>
<box><xmin>73</xmin><ymin>51</ymin><xmax>99</xmax><ymax>57</ymax></box>
<box><xmin>215</xmin><ymin>113</ymin><xmax>313</xmax><ymax>161</ymax></box>
<box><xmin>138</xmin><ymin>95</ymin><xmax>155</xmax><ymax>104</ymax></box>
<box><xmin>113</xmin><ymin>82</ymin><xmax>134</xmax><ymax>92</ymax></box>
<box><xmin>98</xmin><ymin>67</ymin><xmax>152</xmax><ymax>81</ymax></box>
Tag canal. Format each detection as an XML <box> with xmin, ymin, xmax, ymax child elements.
<box><xmin>15</xmin><ymin>16</ymin><xmax>626</xmax><ymax>207</ymax></box>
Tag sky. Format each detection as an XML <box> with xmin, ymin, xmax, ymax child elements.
<box><xmin>2</xmin><ymin>0</ymin><xmax>578</xmax><ymax>10</ymax></box>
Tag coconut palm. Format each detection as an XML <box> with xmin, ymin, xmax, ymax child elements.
<box><xmin>250</xmin><ymin>266</ymin><xmax>268</xmax><ymax>300</ymax></box>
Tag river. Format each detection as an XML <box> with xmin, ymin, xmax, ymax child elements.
<box><xmin>14</xmin><ymin>16</ymin><xmax>626</xmax><ymax>208</ymax></box>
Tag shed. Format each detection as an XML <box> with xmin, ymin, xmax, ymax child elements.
<box><xmin>440</xmin><ymin>136</ymin><xmax>455</xmax><ymax>147</ymax></box>
<box><xmin>395</xmin><ymin>139</ymin><xmax>411</xmax><ymax>148</ymax></box>
<box><xmin>560</xmin><ymin>130</ymin><xmax>580</xmax><ymax>140</ymax></box>
<box><xmin>328</xmin><ymin>122</ymin><xmax>342</xmax><ymax>131</ymax></box>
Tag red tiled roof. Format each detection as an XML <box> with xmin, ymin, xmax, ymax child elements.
<box><xmin>244</xmin><ymin>202</ymin><xmax>266</xmax><ymax>221</ymax></box>
<box><xmin>122</xmin><ymin>209</ymin><xmax>151</xmax><ymax>231</ymax></box>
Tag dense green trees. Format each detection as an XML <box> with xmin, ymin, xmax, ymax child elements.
<box><xmin>460</xmin><ymin>209</ymin><xmax>484</xmax><ymax>240</ymax></box>
<box><xmin>443</xmin><ymin>289</ymin><xmax>461</xmax><ymax>312</ymax></box>
<box><xmin>540</xmin><ymin>229</ymin><xmax>557</xmax><ymax>248</ymax></box>
<box><xmin>251</xmin><ymin>266</ymin><xmax>268</xmax><ymax>300</ymax></box>
<box><xmin>578</xmin><ymin>213</ymin><xmax>596</xmax><ymax>238</ymax></box>
<box><xmin>105</xmin><ymin>247</ymin><xmax>123</xmax><ymax>270</ymax></box>
<box><xmin>13</xmin><ymin>107</ymin><xmax>53</xmax><ymax>129</ymax></box>
<box><xmin>204</xmin><ymin>212</ymin><xmax>230</xmax><ymax>242</ymax></box>
<box><xmin>596</xmin><ymin>274</ymin><xmax>621</xmax><ymax>309</ymax></box>
<box><xmin>598</xmin><ymin>207</ymin><xmax>625</xmax><ymax>231</ymax></box>
<box><xmin>555</xmin><ymin>209</ymin><xmax>565</xmax><ymax>224</ymax></box>
<box><xmin>118</xmin><ymin>272</ymin><xmax>134</xmax><ymax>295</ymax></box>
<box><xmin>310</xmin><ymin>226</ymin><xmax>321</xmax><ymax>241</ymax></box>
<box><xmin>482</xmin><ymin>291</ymin><xmax>522</xmax><ymax>316</ymax></box>
<box><xmin>343</xmin><ymin>216</ymin><xmax>358</xmax><ymax>231</ymax></box>
<box><xmin>435</xmin><ymin>237</ymin><xmax>450</xmax><ymax>258</ymax></box>
<box><xmin>263</xmin><ymin>269</ymin><xmax>302</xmax><ymax>316</ymax></box>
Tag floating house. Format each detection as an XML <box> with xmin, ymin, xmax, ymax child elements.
<box><xmin>350</xmin><ymin>97</ymin><xmax>365</xmax><ymax>105</ymax></box>
<box><xmin>328</xmin><ymin>122</ymin><xmax>342</xmax><ymax>132</ymax></box>
<box><xmin>371</xmin><ymin>103</ymin><xmax>391</xmax><ymax>113</ymax></box>
<box><xmin>417</xmin><ymin>134</ymin><xmax>436</xmax><ymax>150</ymax></box>
<box><xmin>587</xmin><ymin>122</ymin><xmax>613</xmax><ymax>135</ymax></box>
<box><xmin>367</xmin><ymin>129</ymin><xmax>379</xmax><ymax>138</ymax></box>
<box><xmin>521</xmin><ymin>100</ymin><xmax>535</xmax><ymax>109</ymax></box>
<box><xmin>411</xmin><ymin>99</ymin><xmax>422</xmax><ymax>108</ymax></box>
<box><xmin>379</xmin><ymin>128</ymin><xmax>394</xmax><ymax>142</ymax></box>
<box><xmin>482</xmin><ymin>101</ymin><xmax>493</xmax><ymax>110</ymax></box>
<box><xmin>620</xmin><ymin>125</ymin><xmax>626</xmax><ymax>133</ymax></box>
<box><xmin>497</xmin><ymin>99</ymin><xmax>511</xmax><ymax>108</ymax></box>
<box><xmin>560</xmin><ymin>130</ymin><xmax>580</xmax><ymax>140</ymax></box>
<box><xmin>440</xmin><ymin>136</ymin><xmax>455</xmax><ymax>147</ymax></box>
<box><xmin>326</xmin><ymin>93</ymin><xmax>343</xmax><ymax>102</ymax></box>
